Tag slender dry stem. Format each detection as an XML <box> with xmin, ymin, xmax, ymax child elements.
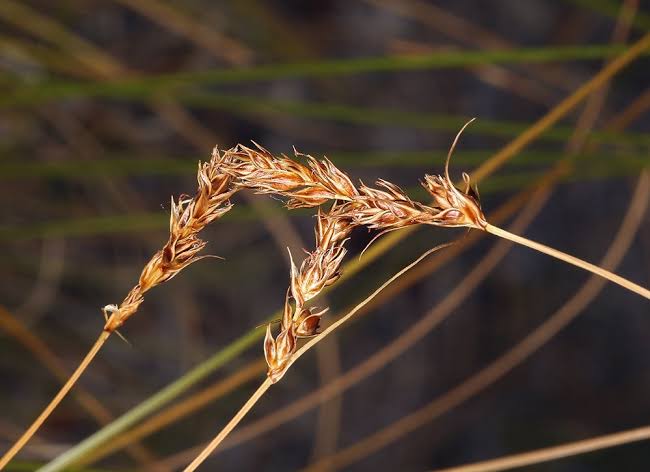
<box><xmin>0</xmin><ymin>330</ymin><xmax>110</xmax><ymax>469</ymax></box>
<box><xmin>484</xmin><ymin>223</ymin><xmax>650</xmax><ymax>299</ymax></box>
<box><xmin>0</xmin><ymin>306</ymin><xmax>154</xmax><ymax>465</ymax></box>
<box><xmin>82</xmin><ymin>360</ymin><xmax>266</xmax><ymax>466</ymax></box>
<box><xmin>183</xmin><ymin>378</ymin><xmax>273</xmax><ymax>472</ymax></box>
<box><xmin>183</xmin><ymin>244</ymin><xmax>449</xmax><ymax>470</ymax></box>
<box><xmin>304</xmin><ymin>172</ymin><xmax>649</xmax><ymax>472</ymax></box>
<box><xmin>433</xmin><ymin>425</ymin><xmax>650</xmax><ymax>472</ymax></box>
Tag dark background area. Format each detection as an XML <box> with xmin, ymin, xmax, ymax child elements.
<box><xmin>0</xmin><ymin>1</ymin><xmax>649</xmax><ymax>471</ymax></box>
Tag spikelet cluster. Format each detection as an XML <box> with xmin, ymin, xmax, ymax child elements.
<box><xmin>103</xmin><ymin>154</ymin><xmax>235</xmax><ymax>333</ymax></box>
<box><xmin>264</xmin><ymin>207</ymin><xmax>352</xmax><ymax>381</ymax></box>
<box><xmin>103</xmin><ymin>131</ymin><xmax>485</xmax><ymax>383</ymax></box>
<box><xmin>211</xmin><ymin>139</ymin><xmax>486</xmax><ymax>382</ymax></box>
<box><xmin>215</xmin><ymin>142</ymin><xmax>485</xmax><ymax>230</ymax></box>
<box><xmin>215</xmin><ymin>143</ymin><xmax>358</xmax><ymax>208</ymax></box>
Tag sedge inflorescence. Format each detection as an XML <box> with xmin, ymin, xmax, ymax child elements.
<box><xmin>216</xmin><ymin>140</ymin><xmax>486</xmax><ymax>382</ymax></box>
<box><xmin>103</xmin><ymin>134</ymin><xmax>485</xmax><ymax>383</ymax></box>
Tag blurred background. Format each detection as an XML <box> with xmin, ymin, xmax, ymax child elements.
<box><xmin>1</xmin><ymin>0</ymin><xmax>649</xmax><ymax>471</ymax></box>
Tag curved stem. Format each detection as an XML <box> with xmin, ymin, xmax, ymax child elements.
<box><xmin>484</xmin><ymin>223</ymin><xmax>650</xmax><ymax>299</ymax></box>
<box><xmin>183</xmin><ymin>378</ymin><xmax>272</xmax><ymax>472</ymax></box>
<box><xmin>183</xmin><ymin>243</ymin><xmax>449</xmax><ymax>470</ymax></box>
<box><xmin>0</xmin><ymin>330</ymin><xmax>111</xmax><ymax>469</ymax></box>
<box><xmin>435</xmin><ymin>424</ymin><xmax>650</xmax><ymax>472</ymax></box>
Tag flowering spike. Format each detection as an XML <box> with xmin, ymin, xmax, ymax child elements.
<box><xmin>263</xmin><ymin>324</ymin><xmax>276</xmax><ymax>370</ymax></box>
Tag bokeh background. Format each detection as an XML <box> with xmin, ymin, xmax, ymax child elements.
<box><xmin>1</xmin><ymin>1</ymin><xmax>649</xmax><ymax>471</ymax></box>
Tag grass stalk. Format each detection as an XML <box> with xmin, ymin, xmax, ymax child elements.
<box><xmin>0</xmin><ymin>307</ymin><xmax>155</xmax><ymax>466</ymax></box>
<box><xmin>434</xmin><ymin>425</ymin><xmax>650</xmax><ymax>472</ymax></box>
<box><xmin>470</xmin><ymin>31</ymin><xmax>650</xmax><ymax>184</ymax></box>
<box><xmin>304</xmin><ymin>171</ymin><xmax>649</xmax><ymax>471</ymax></box>
<box><xmin>3</xmin><ymin>45</ymin><xmax>650</xmax><ymax>108</ymax></box>
<box><xmin>0</xmin><ymin>331</ymin><xmax>110</xmax><ymax>469</ymax></box>
<box><xmin>182</xmin><ymin>378</ymin><xmax>273</xmax><ymax>472</ymax></box>
<box><xmin>81</xmin><ymin>360</ymin><xmax>266</xmax><ymax>466</ymax></box>
<box><xmin>183</xmin><ymin>244</ymin><xmax>449</xmax><ymax>469</ymax></box>
<box><xmin>484</xmin><ymin>223</ymin><xmax>650</xmax><ymax>298</ymax></box>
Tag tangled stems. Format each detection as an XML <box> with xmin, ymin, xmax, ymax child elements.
<box><xmin>183</xmin><ymin>128</ymin><xmax>648</xmax><ymax>469</ymax></box>
<box><xmin>214</xmin><ymin>124</ymin><xmax>649</xmax><ymax>383</ymax></box>
<box><xmin>183</xmin><ymin>243</ymin><xmax>450</xmax><ymax>471</ymax></box>
<box><xmin>6</xmin><ymin>129</ymin><xmax>648</xmax><ymax>469</ymax></box>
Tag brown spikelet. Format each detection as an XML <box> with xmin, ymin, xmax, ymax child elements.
<box><xmin>341</xmin><ymin>179</ymin><xmax>440</xmax><ymax>230</ymax></box>
<box><xmin>215</xmin><ymin>130</ymin><xmax>486</xmax><ymax>233</ymax></box>
<box><xmin>421</xmin><ymin>118</ymin><xmax>487</xmax><ymax>229</ymax></box>
<box><xmin>105</xmin><ymin>128</ymin><xmax>484</xmax><ymax>378</ymax></box>
<box><xmin>217</xmin><ymin>143</ymin><xmax>358</xmax><ymax>208</ymax></box>
<box><xmin>214</xmin><ymin>127</ymin><xmax>486</xmax><ymax>381</ymax></box>
<box><xmin>103</xmin><ymin>151</ymin><xmax>236</xmax><ymax>333</ymax></box>
<box><xmin>421</xmin><ymin>172</ymin><xmax>487</xmax><ymax>228</ymax></box>
<box><xmin>264</xmin><ymin>207</ymin><xmax>353</xmax><ymax>382</ymax></box>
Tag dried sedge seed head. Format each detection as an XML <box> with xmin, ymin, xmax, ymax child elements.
<box><xmin>103</xmin><ymin>149</ymin><xmax>234</xmax><ymax>334</ymax></box>
<box><xmin>288</xmin><ymin>210</ymin><xmax>352</xmax><ymax>306</ymax></box>
<box><xmin>215</xmin><ymin>143</ymin><xmax>359</xmax><ymax>209</ymax></box>
<box><xmin>294</xmin><ymin>307</ymin><xmax>326</xmax><ymax>337</ymax></box>
<box><xmin>264</xmin><ymin>323</ymin><xmax>297</xmax><ymax>383</ymax></box>
<box><xmin>420</xmin><ymin>117</ymin><xmax>487</xmax><ymax>229</ymax></box>
<box><xmin>421</xmin><ymin>172</ymin><xmax>487</xmax><ymax>228</ymax></box>
<box><xmin>337</xmin><ymin>181</ymin><xmax>436</xmax><ymax>230</ymax></box>
<box><xmin>264</xmin><ymin>208</ymin><xmax>352</xmax><ymax>381</ymax></box>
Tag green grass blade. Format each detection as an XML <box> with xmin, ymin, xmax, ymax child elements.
<box><xmin>0</xmin><ymin>206</ymin><xmax>286</xmax><ymax>241</ymax></box>
<box><xmin>179</xmin><ymin>93</ymin><xmax>650</xmax><ymax>147</ymax></box>
<box><xmin>5</xmin><ymin>461</ymin><xmax>119</xmax><ymax>472</ymax></box>
<box><xmin>1</xmin><ymin>44</ymin><xmax>647</xmax><ymax>107</ymax></box>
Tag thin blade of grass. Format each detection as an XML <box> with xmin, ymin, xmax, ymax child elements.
<box><xmin>1</xmin><ymin>44</ymin><xmax>648</xmax><ymax>108</ymax></box>
<box><xmin>178</xmin><ymin>93</ymin><xmax>650</xmax><ymax>147</ymax></box>
<box><xmin>81</xmin><ymin>361</ymin><xmax>266</xmax><ymax>466</ymax></box>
